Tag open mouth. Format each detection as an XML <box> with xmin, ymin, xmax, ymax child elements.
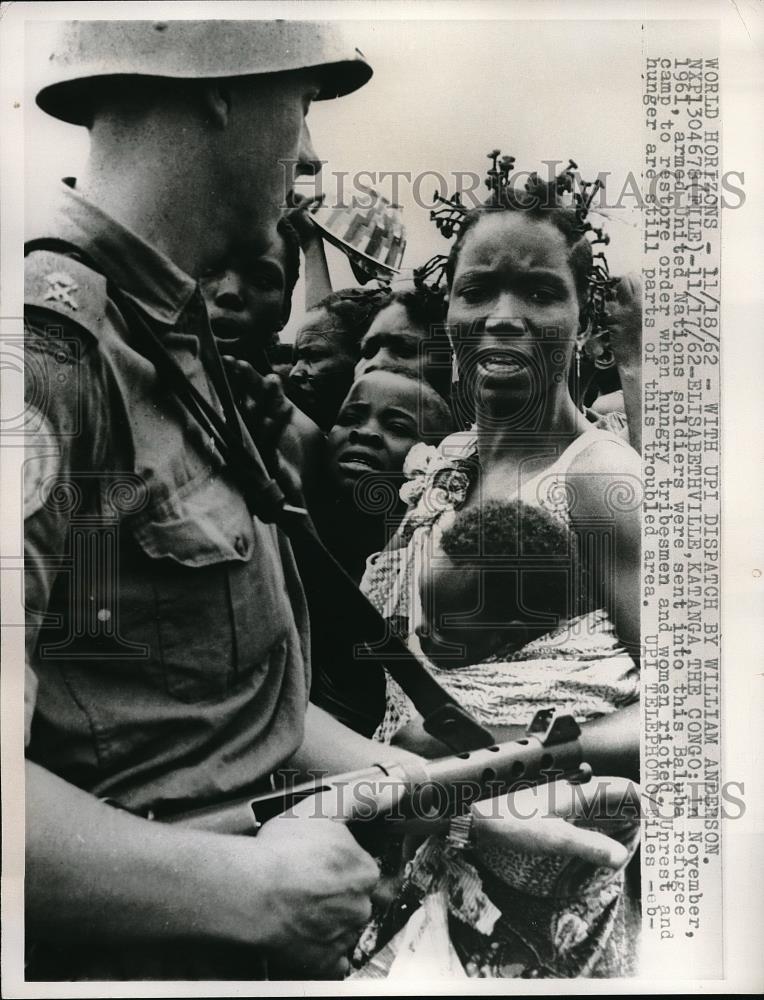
<box><xmin>475</xmin><ymin>350</ymin><xmax>528</xmax><ymax>379</ymax></box>
<box><xmin>336</xmin><ymin>448</ymin><xmax>384</xmax><ymax>473</ymax></box>
<box><xmin>211</xmin><ymin>316</ymin><xmax>248</xmax><ymax>343</ymax></box>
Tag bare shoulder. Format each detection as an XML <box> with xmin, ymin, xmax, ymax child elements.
<box><xmin>566</xmin><ymin>433</ymin><xmax>642</xmax><ymax>524</ymax></box>
<box><xmin>568</xmin><ymin>432</ymin><xmax>641</xmax><ymax>478</ymax></box>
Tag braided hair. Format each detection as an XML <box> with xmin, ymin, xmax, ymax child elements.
<box><xmin>420</xmin><ymin>153</ymin><xmax>614</xmax><ymax>343</ymax></box>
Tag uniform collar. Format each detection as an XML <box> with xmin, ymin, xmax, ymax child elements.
<box><xmin>45</xmin><ymin>179</ymin><xmax>199</xmax><ymax>326</ymax></box>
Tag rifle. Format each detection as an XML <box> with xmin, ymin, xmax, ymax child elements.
<box><xmin>165</xmin><ymin>709</ymin><xmax>586</xmax><ymax>836</ymax></box>
<box><xmin>165</xmin><ymin>709</ymin><xmax>640</xmax><ymax>973</ymax></box>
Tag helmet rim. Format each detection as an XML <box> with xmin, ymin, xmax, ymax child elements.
<box><xmin>34</xmin><ymin>20</ymin><xmax>373</xmax><ymax>125</ymax></box>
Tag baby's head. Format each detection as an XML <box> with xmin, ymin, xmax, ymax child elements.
<box><xmin>418</xmin><ymin>500</ymin><xmax>580</xmax><ymax>668</ymax></box>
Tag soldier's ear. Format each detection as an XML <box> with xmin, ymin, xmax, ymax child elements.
<box><xmin>201</xmin><ymin>81</ymin><xmax>232</xmax><ymax>128</ymax></box>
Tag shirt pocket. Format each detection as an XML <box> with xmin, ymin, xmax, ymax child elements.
<box><xmin>124</xmin><ymin>469</ymin><xmax>290</xmax><ymax>703</ymax></box>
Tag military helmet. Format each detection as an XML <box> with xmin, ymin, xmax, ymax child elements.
<box><xmin>36</xmin><ymin>20</ymin><xmax>372</xmax><ymax>125</ymax></box>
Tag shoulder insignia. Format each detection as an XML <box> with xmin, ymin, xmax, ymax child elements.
<box><xmin>25</xmin><ymin>249</ymin><xmax>109</xmax><ymax>341</ymax></box>
<box><xmin>43</xmin><ymin>271</ymin><xmax>79</xmax><ymax>311</ymax></box>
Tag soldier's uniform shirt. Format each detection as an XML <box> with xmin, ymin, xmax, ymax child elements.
<box><xmin>24</xmin><ymin>180</ymin><xmax>311</xmax><ymax>817</ymax></box>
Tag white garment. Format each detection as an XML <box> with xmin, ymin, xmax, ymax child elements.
<box><xmin>361</xmin><ymin>428</ymin><xmax>639</xmax><ymax>744</ymax></box>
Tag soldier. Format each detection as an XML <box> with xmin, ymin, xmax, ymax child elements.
<box><xmin>23</xmin><ymin>19</ymin><xmax>392</xmax><ymax>980</ymax></box>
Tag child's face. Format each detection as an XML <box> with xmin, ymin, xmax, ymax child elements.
<box><xmin>202</xmin><ymin>234</ymin><xmax>288</xmax><ymax>356</ymax></box>
<box><xmin>328</xmin><ymin>371</ymin><xmax>442</xmax><ymax>498</ymax></box>
<box><xmin>417</xmin><ymin>553</ymin><xmax>549</xmax><ymax>668</ymax></box>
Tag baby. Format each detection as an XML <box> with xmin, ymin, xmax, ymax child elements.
<box><xmin>361</xmin><ymin>498</ymin><xmax>638</xmax><ymax>979</ymax></box>
<box><xmin>416</xmin><ymin>499</ymin><xmax>584</xmax><ymax>670</ymax></box>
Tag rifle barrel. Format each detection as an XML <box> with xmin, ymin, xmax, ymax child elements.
<box><xmin>165</xmin><ymin>714</ymin><xmax>584</xmax><ymax>834</ymax></box>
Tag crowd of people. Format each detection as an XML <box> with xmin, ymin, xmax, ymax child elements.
<box><xmin>22</xmin><ymin>20</ymin><xmax>642</xmax><ymax>982</ymax></box>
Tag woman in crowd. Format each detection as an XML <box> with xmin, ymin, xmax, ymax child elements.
<box><xmin>357</xmin><ymin>160</ymin><xmax>642</xmax><ymax>978</ymax></box>
<box><xmin>354</xmin><ymin>286</ymin><xmax>453</xmax><ymax>401</ymax></box>
<box><xmin>289</xmin><ymin>287</ymin><xmax>390</xmax><ymax>430</ymax></box>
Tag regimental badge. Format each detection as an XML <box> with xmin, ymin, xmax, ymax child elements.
<box><xmin>43</xmin><ymin>271</ymin><xmax>79</xmax><ymax>311</ymax></box>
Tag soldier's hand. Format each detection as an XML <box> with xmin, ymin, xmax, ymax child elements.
<box><xmin>254</xmin><ymin>806</ymin><xmax>379</xmax><ymax>978</ymax></box>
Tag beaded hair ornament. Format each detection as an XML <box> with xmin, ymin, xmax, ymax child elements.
<box><xmin>414</xmin><ymin>151</ymin><xmax>617</xmax><ymax>368</ymax></box>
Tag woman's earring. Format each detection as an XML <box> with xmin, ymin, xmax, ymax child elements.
<box><xmin>575</xmin><ymin>342</ymin><xmax>583</xmax><ymax>411</ymax></box>
<box><xmin>447</xmin><ymin>328</ymin><xmax>460</xmax><ymax>383</ymax></box>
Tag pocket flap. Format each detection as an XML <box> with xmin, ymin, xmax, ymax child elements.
<box><xmin>132</xmin><ymin>471</ymin><xmax>254</xmax><ymax>567</ymax></box>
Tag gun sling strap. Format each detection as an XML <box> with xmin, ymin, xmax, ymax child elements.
<box><xmin>25</xmin><ymin>238</ymin><xmax>495</xmax><ymax>753</ymax></box>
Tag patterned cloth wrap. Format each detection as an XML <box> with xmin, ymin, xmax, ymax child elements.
<box><xmin>353</xmin><ymin>432</ymin><xmax>641</xmax><ymax>979</ymax></box>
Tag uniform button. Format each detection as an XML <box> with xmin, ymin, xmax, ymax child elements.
<box><xmin>234</xmin><ymin>535</ymin><xmax>248</xmax><ymax>557</ymax></box>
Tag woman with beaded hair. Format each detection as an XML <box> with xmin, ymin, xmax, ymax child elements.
<box><xmin>356</xmin><ymin>155</ymin><xmax>642</xmax><ymax>978</ymax></box>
